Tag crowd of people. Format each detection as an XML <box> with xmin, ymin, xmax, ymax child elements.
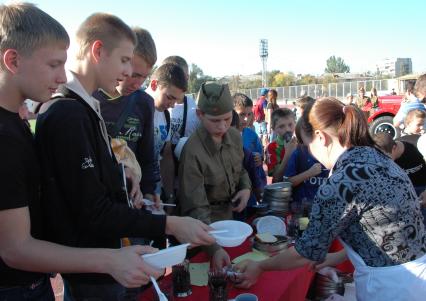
<box><xmin>1</xmin><ymin>2</ymin><xmax>426</xmax><ymax>301</ymax></box>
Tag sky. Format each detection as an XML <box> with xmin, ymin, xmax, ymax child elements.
<box><xmin>22</xmin><ymin>0</ymin><xmax>426</xmax><ymax>78</ymax></box>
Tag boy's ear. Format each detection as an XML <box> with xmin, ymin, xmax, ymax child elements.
<box><xmin>3</xmin><ymin>49</ymin><xmax>19</xmax><ymax>74</ymax></box>
<box><xmin>91</xmin><ymin>40</ymin><xmax>103</xmax><ymax>62</ymax></box>
<box><xmin>150</xmin><ymin>79</ymin><xmax>158</xmax><ymax>91</ymax></box>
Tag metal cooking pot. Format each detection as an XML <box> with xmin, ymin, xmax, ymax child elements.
<box><xmin>251</xmin><ymin>235</ymin><xmax>289</xmax><ymax>255</ymax></box>
<box><xmin>264</xmin><ymin>182</ymin><xmax>292</xmax><ymax>192</ymax></box>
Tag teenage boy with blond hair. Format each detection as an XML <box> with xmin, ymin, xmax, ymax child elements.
<box><xmin>93</xmin><ymin>27</ymin><xmax>161</xmax><ymax>204</ymax></box>
<box><xmin>0</xmin><ymin>3</ymin><xmax>164</xmax><ymax>299</ymax></box>
<box><xmin>35</xmin><ymin>12</ymin><xmax>214</xmax><ymax>299</ymax></box>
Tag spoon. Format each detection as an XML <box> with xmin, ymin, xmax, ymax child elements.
<box><xmin>143</xmin><ymin>199</ymin><xmax>176</xmax><ymax>207</ymax></box>
<box><xmin>150</xmin><ymin>276</ymin><xmax>168</xmax><ymax>301</ymax></box>
<box><xmin>208</xmin><ymin>230</ymin><xmax>229</xmax><ymax>235</ymax></box>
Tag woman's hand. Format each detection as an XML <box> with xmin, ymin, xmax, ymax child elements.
<box><xmin>234</xmin><ymin>259</ymin><xmax>263</xmax><ymax>289</ymax></box>
<box><xmin>312</xmin><ymin>250</ymin><xmax>347</xmax><ymax>271</ymax></box>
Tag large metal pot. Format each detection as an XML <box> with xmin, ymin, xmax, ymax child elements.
<box><xmin>251</xmin><ymin>235</ymin><xmax>289</xmax><ymax>255</ymax></box>
<box><xmin>264</xmin><ymin>182</ymin><xmax>292</xmax><ymax>192</ymax></box>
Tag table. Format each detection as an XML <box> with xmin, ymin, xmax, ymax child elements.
<box><xmin>139</xmin><ymin>239</ymin><xmax>314</xmax><ymax>301</ymax></box>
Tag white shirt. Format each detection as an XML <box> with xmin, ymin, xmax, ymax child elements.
<box><xmin>153</xmin><ymin>109</ymin><xmax>170</xmax><ymax>160</ymax></box>
<box><xmin>168</xmin><ymin>95</ymin><xmax>199</xmax><ymax>145</ymax></box>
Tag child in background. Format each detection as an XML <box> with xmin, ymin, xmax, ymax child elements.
<box><xmin>284</xmin><ymin>117</ymin><xmax>329</xmax><ymax>214</ymax></box>
<box><xmin>233</xmin><ymin>94</ymin><xmax>266</xmax><ymax>207</ymax></box>
<box><xmin>233</xmin><ymin>93</ymin><xmax>264</xmax><ymax>166</ymax></box>
<box><xmin>374</xmin><ymin>132</ymin><xmax>426</xmax><ymax>227</ymax></box>
<box><xmin>294</xmin><ymin>95</ymin><xmax>315</xmax><ymax>121</ymax></box>
<box><xmin>374</xmin><ymin>132</ymin><xmax>426</xmax><ymax>196</ymax></box>
<box><xmin>253</xmin><ymin>88</ymin><xmax>268</xmax><ymax>145</ymax></box>
<box><xmin>399</xmin><ymin>109</ymin><xmax>425</xmax><ymax>145</ymax></box>
<box><xmin>231</xmin><ymin>110</ymin><xmax>265</xmax><ymax>220</ymax></box>
<box><xmin>266</xmin><ymin>89</ymin><xmax>279</xmax><ymax>142</ymax></box>
<box><xmin>265</xmin><ymin>108</ymin><xmax>297</xmax><ymax>183</ymax></box>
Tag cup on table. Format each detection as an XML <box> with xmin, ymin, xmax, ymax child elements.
<box><xmin>235</xmin><ymin>293</ymin><xmax>258</xmax><ymax>301</ymax></box>
<box><xmin>152</xmin><ymin>277</ymin><xmax>174</xmax><ymax>301</ymax></box>
<box><xmin>208</xmin><ymin>269</ymin><xmax>229</xmax><ymax>301</ymax></box>
<box><xmin>172</xmin><ymin>259</ymin><xmax>192</xmax><ymax>297</ymax></box>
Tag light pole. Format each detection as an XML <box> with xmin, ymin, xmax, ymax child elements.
<box><xmin>259</xmin><ymin>39</ymin><xmax>268</xmax><ymax>87</ymax></box>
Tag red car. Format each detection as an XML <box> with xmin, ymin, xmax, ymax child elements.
<box><xmin>368</xmin><ymin>95</ymin><xmax>403</xmax><ymax>139</ymax></box>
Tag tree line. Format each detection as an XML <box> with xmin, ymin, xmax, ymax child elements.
<box><xmin>186</xmin><ymin>55</ymin><xmax>391</xmax><ymax>93</ymax></box>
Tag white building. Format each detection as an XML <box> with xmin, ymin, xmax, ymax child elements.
<box><xmin>377</xmin><ymin>58</ymin><xmax>412</xmax><ymax>77</ymax></box>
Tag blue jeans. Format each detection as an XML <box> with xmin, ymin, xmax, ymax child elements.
<box><xmin>0</xmin><ymin>276</ymin><xmax>54</xmax><ymax>301</ymax></box>
<box><xmin>63</xmin><ymin>279</ymin><xmax>138</xmax><ymax>301</ymax></box>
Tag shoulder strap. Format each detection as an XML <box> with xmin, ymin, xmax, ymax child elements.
<box><xmin>179</xmin><ymin>96</ymin><xmax>188</xmax><ymax>138</ymax></box>
<box><xmin>110</xmin><ymin>92</ymin><xmax>138</xmax><ymax>138</ymax></box>
<box><xmin>164</xmin><ymin>108</ymin><xmax>171</xmax><ymax>135</ymax></box>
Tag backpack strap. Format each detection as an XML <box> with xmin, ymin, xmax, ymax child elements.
<box><xmin>164</xmin><ymin>109</ymin><xmax>171</xmax><ymax>136</ymax></box>
<box><xmin>110</xmin><ymin>92</ymin><xmax>138</xmax><ymax>138</ymax></box>
<box><xmin>179</xmin><ymin>96</ymin><xmax>188</xmax><ymax>138</ymax></box>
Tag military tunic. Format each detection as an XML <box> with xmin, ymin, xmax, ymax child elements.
<box><xmin>178</xmin><ymin>125</ymin><xmax>251</xmax><ymax>225</ymax></box>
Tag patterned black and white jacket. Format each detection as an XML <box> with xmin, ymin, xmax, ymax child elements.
<box><xmin>295</xmin><ymin>146</ymin><xmax>426</xmax><ymax>267</ymax></box>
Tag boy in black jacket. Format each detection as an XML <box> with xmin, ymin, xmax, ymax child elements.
<box><xmin>35</xmin><ymin>13</ymin><xmax>215</xmax><ymax>300</ymax></box>
<box><xmin>0</xmin><ymin>3</ymin><xmax>164</xmax><ymax>300</ymax></box>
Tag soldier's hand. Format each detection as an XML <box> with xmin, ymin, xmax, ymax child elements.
<box><xmin>212</xmin><ymin>248</ymin><xmax>231</xmax><ymax>270</ymax></box>
<box><xmin>231</xmin><ymin>189</ymin><xmax>251</xmax><ymax>213</ymax></box>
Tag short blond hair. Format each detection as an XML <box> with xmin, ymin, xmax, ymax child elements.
<box><xmin>75</xmin><ymin>13</ymin><xmax>136</xmax><ymax>60</ymax></box>
<box><xmin>0</xmin><ymin>2</ymin><xmax>69</xmax><ymax>57</ymax></box>
<box><xmin>132</xmin><ymin>27</ymin><xmax>156</xmax><ymax>67</ymax></box>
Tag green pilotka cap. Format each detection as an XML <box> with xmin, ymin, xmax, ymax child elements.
<box><xmin>197</xmin><ymin>82</ymin><xmax>234</xmax><ymax>115</ymax></box>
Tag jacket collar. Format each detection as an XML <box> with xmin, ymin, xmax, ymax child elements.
<box><xmin>59</xmin><ymin>70</ymin><xmax>104</xmax><ymax>121</ymax></box>
<box><xmin>198</xmin><ymin>126</ymin><xmax>233</xmax><ymax>155</ymax></box>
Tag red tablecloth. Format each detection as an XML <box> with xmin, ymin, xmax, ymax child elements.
<box><xmin>139</xmin><ymin>239</ymin><xmax>314</xmax><ymax>301</ymax></box>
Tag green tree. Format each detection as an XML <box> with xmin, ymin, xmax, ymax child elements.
<box><xmin>324</xmin><ymin>56</ymin><xmax>350</xmax><ymax>73</ymax></box>
<box><xmin>319</xmin><ymin>74</ymin><xmax>337</xmax><ymax>85</ymax></box>
<box><xmin>272</xmin><ymin>72</ymin><xmax>296</xmax><ymax>87</ymax></box>
<box><xmin>297</xmin><ymin>74</ymin><xmax>317</xmax><ymax>85</ymax></box>
<box><xmin>229</xmin><ymin>75</ymin><xmax>241</xmax><ymax>92</ymax></box>
<box><xmin>240</xmin><ymin>79</ymin><xmax>262</xmax><ymax>89</ymax></box>
<box><xmin>267</xmin><ymin>70</ymin><xmax>280</xmax><ymax>87</ymax></box>
<box><xmin>188</xmin><ymin>63</ymin><xmax>215</xmax><ymax>93</ymax></box>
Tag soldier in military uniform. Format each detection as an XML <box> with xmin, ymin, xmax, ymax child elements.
<box><xmin>178</xmin><ymin>82</ymin><xmax>251</xmax><ymax>269</ymax></box>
